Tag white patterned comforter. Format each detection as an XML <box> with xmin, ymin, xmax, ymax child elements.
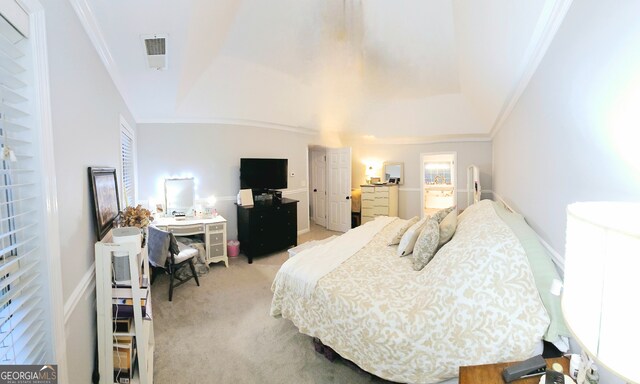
<box><xmin>270</xmin><ymin>200</ymin><xmax>550</xmax><ymax>383</ymax></box>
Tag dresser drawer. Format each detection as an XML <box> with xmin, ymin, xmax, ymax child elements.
<box><xmin>168</xmin><ymin>224</ymin><xmax>204</xmax><ymax>235</ymax></box>
<box><xmin>373</xmin><ymin>197</ymin><xmax>389</xmax><ymax>206</ymax></box>
<box><xmin>373</xmin><ymin>207</ymin><xmax>388</xmax><ymax>215</ymax></box>
<box><xmin>207</xmin><ymin>223</ymin><xmax>225</xmax><ymax>232</ymax></box>
<box><xmin>361</xmin><ymin>207</ymin><xmax>373</xmax><ymax>217</ymax></box>
<box><xmin>361</xmin><ymin>187</ymin><xmax>375</xmax><ymax>195</ymax></box>
<box><xmin>375</xmin><ymin>186</ymin><xmax>389</xmax><ymax>192</ymax></box>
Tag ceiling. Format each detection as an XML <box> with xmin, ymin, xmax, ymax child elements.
<box><xmin>78</xmin><ymin>0</ymin><xmax>568</xmax><ymax>139</ymax></box>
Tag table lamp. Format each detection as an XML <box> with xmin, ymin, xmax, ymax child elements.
<box><xmin>562</xmin><ymin>202</ymin><xmax>640</xmax><ymax>384</ymax></box>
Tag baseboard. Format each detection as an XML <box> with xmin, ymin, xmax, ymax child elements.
<box><xmin>298</xmin><ymin>228</ymin><xmax>310</xmax><ymax>235</ymax></box>
<box><xmin>63</xmin><ymin>263</ymin><xmax>96</xmax><ymax>324</ymax></box>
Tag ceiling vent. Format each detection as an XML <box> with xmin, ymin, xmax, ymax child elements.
<box><xmin>142</xmin><ymin>34</ymin><xmax>168</xmax><ymax>70</ymax></box>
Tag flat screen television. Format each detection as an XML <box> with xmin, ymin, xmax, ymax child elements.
<box><xmin>240</xmin><ymin>158</ymin><xmax>288</xmax><ymax>190</ymax></box>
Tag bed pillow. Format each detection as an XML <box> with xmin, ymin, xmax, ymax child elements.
<box><xmin>387</xmin><ymin>216</ymin><xmax>419</xmax><ymax>245</ymax></box>
<box><xmin>431</xmin><ymin>206</ymin><xmax>455</xmax><ymax>223</ymax></box>
<box><xmin>412</xmin><ymin>217</ymin><xmax>440</xmax><ymax>271</ymax></box>
<box><xmin>437</xmin><ymin>210</ymin><xmax>457</xmax><ymax>248</ymax></box>
<box><xmin>397</xmin><ymin>217</ymin><xmax>427</xmax><ymax>256</ymax></box>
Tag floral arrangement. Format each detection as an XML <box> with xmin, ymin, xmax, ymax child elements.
<box><xmin>118</xmin><ymin>204</ymin><xmax>154</xmax><ymax>228</ymax></box>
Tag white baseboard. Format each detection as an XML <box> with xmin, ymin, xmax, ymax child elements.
<box><xmin>298</xmin><ymin>228</ymin><xmax>310</xmax><ymax>235</ymax></box>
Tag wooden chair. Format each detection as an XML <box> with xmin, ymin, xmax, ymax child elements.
<box><xmin>148</xmin><ymin>226</ymin><xmax>200</xmax><ymax>301</ymax></box>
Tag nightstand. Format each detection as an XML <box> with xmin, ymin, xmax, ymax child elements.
<box><xmin>459</xmin><ymin>357</ymin><xmax>569</xmax><ymax>384</ymax></box>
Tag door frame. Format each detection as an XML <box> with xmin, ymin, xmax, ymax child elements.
<box><xmin>420</xmin><ymin>151</ymin><xmax>457</xmax><ymax>218</ymax></box>
<box><xmin>326</xmin><ymin>147</ymin><xmax>352</xmax><ymax>232</ymax></box>
<box><xmin>309</xmin><ymin>146</ymin><xmax>327</xmax><ymax>227</ymax></box>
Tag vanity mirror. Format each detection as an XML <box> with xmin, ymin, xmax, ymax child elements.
<box><xmin>383</xmin><ymin>162</ymin><xmax>404</xmax><ymax>185</ymax></box>
<box><xmin>164</xmin><ymin>177</ymin><xmax>195</xmax><ymax>216</ymax></box>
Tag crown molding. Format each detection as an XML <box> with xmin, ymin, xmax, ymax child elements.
<box><xmin>136</xmin><ymin>117</ymin><xmax>320</xmax><ymax>136</ymax></box>
<box><xmin>67</xmin><ymin>0</ymin><xmax>137</xmax><ymax>120</ymax></box>
<box><xmin>490</xmin><ymin>0</ymin><xmax>573</xmax><ymax>138</ymax></box>
<box><xmin>345</xmin><ymin>133</ymin><xmax>491</xmax><ymax>145</ymax></box>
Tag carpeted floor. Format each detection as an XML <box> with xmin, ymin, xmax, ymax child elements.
<box><xmin>151</xmin><ymin>224</ymin><xmax>395</xmax><ymax>384</ymax></box>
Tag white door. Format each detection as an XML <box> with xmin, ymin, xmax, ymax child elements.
<box><xmin>327</xmin><ymin>147</ymin><xmax>351</xmax><ymax>232</ymax></box>
<box><xmin>311</xmin><ymin>150</ymin><xmax>327</xmax><ymax>227</ymax></box>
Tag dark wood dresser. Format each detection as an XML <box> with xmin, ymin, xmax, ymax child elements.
<box><xmin>236</xmin><ymin>198</ymin><xmax>298</xmax><ymax>263</ymax></box>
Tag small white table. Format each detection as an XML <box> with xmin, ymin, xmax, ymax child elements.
<box><xmin>154</xmin><ymin>215</ymin><xmax>228</xmax><ymax>267</ymax></box>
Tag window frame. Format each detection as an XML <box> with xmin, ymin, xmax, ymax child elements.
<box><xmin>119</xmin><ymin>116</ymin><xmax>136</xmax><ymax>208</ymax></box>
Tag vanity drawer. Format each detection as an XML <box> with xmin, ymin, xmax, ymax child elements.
<box><xmin>207</xmin><ymin>223</ymin><xmax>225</xmax><ymax>232</ymax></box>
<box><xmin>168</xmin><ymin>224</ymin><xmax>204</xmax><ymax>235</ymax></box>
<box><xmin>208</xmin><ymin>233</ymin><xmax>224</xmax><ymax>245</ymax></box>
<box><xmin>209</xmin><ymin>244</ymin><xmax>225</xmax><ymax>257</ymax></box>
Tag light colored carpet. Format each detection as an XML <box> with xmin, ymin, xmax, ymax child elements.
<box><xmin>151</xmin><ymin>224</ymin><xmax>395</xmax><ymax>384</ymax></box>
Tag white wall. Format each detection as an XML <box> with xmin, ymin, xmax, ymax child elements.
<box><xmin>137</xmin><ymin>124</ymin><xmax>320</xmax><ymax>240</ymax></box>
<box><xmin>347</xmin><ymin>140</ymin><xmax>493</xmax><ymax>218</ymax></box>
<box><xmin>44</xmin><ymin>0</ymin><xmax>137</xmax><ymax>381</ymax></box>
<box><xmin>493</xmin><ymin>1</ymin><xmax>640</xmax><ymax>383</ymax></box>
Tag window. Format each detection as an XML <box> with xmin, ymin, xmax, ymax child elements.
<box><xmin>0</xmin><ymin>5</ymin><xmax>52</xmax><ymax>364</ymax></box>
<box><xmin>120</xmin><ymin>120</ymin><xmax>135</xmax><ymax>207</ymax></box>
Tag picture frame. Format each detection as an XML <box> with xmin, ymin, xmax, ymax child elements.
<box><xmin>89</xmin><ymin>167</ymin><xmax>121</xmax><ymax>240</ymax></box>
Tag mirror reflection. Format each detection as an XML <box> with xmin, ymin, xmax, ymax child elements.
<box><xmin>164</xmin><ymin>177</ymin><xmax>195</xmax><ymax>216</ymax></box>
<box><xmin>383</xmin><ymin>162</ymin><xmax>404</xmax><ymax>184</ymax></box>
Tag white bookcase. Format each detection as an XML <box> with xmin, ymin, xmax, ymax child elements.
<box><xmin>95</xmin><ymin>239</ymin><xmax>155</xmax><ymax>384</ymax></box>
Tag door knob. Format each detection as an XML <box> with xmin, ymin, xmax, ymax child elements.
<box><xmin>346</xmin><ymin>196</ymin><xmax>350</xmax><ymax>200</ymax></box>
<box><xmin>313</xmin><ymin>189</ymin><xmax>317</xmax><ymax>192</ymax></box>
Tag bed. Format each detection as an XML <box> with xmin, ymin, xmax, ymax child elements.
<box><xmin>270</xmin><ymin>200</ymin><xmax>568</xmax><ymax>383</ymax></box>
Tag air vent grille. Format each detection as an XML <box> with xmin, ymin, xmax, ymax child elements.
<box><xmin>144</xmin><ymin>38</ymin><xmax>165</xmax><ymax>56</ymax></box>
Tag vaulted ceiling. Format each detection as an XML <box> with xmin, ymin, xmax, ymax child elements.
<box><xmin>77</xmin><ymin>0</ymin><xmax>568</xmax><ymax>139</ymax></box>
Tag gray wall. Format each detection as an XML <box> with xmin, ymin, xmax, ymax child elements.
<box><xmin>492</xmin><ymin>1</ymin><xmax>640</xmax><ymax>383</ymax></box>
<box><xmin>137</xmin><ymin>124</ymin><xmax>319</xmax><ymax>239</ymax></box>
<box><xmin>44</xmin><ymin>0</ymin><xmax>137</xmax><ymax>381</ymax></box>
<box><xmin>493</xmin><ymin>0</ymin><xmax>640</xmax><ymax>254</ymax></box>
<box><xmin>348</xmin><ymin>141</ymin><xmax>493</xmax><ymax>218</ymax></box>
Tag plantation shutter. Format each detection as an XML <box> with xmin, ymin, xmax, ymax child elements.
<box><xmin>0</xmin><ymin>7</ymin><xmax>50</xmax><ymax>364</ymax></box>
<box><xmin>120</xmin><ymin>126</ymin><xmax>135</xmax><ymax>207</ymax></box>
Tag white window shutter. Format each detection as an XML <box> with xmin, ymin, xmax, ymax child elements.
<box><xmin>120</xmin><ymin>126</ymin><xmax>135</xmax><ymax>207</ymax></box>
<box><xmin>0</xmin><ymin>6</ymin><xmax>50</xmax><ymax>364</ymax></box>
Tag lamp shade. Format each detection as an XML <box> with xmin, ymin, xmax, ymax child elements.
<box><xmin>563</xmin><ymin>202</ymin><xmax>640</xmax><ymax>383</ymax></box>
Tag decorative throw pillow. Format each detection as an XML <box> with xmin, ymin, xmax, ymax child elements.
<box><xmin>412</xmin><ymin>217</ymin><xmax>440</xmax><ymax>271</ymax></box>
<box><xmin>397</xmin><ymin>217</ymin><xmax>428</xmax><ymax>256</ymax></box>
<box><xmin>387</xmin><ymin>216</ymin><xmax>419</xmax><ymax>245</ymax></box>
<box><xmin>431</xmin><ymin>206</ymin><xmax>455</xmax><ymax>223</ymax></box>
<box><xmin>437</xmin><ymin>210</ymin><xmax>457</xmax><ymax>248</ymax></box>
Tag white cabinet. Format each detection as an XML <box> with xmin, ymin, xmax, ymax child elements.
<box><xmin>360</xmin><ymin>184</ymin><xmax>399</xmax><ymax>224</ymax></box>
<box><xmin>95</xmin><ymin>238</ymin><xmax>154</xmax><ymax>384</ymax></box>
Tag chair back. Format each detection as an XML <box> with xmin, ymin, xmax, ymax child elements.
<box><xmin>148</xmin><ymin>226</ymin><xmax>170</xmax><ymax>267</ymax></box>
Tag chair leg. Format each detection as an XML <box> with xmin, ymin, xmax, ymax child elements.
<box><xmin>189</xmin><ymin>259</ymin><xmax>200</xmax><ymax>286</ymax></box>
<box><xmin>168</xmin><ymin>265</ymin><xmax>174</xmax><ymax>302</ymax></box>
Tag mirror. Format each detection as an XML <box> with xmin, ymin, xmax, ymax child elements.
<box><xmin>164</xmin><ymin>177</ymin><xmax>195</xmax><ymax>216</ymax></box>
<box><xmin>383</xmin><ymin>162</ymin><xmax>404</xmax><ymax>185</ymax></box>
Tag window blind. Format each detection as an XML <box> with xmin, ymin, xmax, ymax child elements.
<box><xmin>120</xmin><ymin>127</ymin><xmax>135</xmax><ymax>207</ymax></box>
<box><xmin>0</xmin><ymin>10</ymin><xmax>49</xmax><ymax>364</ymax></box>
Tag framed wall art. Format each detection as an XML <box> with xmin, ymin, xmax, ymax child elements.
<box><xmin>89</xmin><ymin>167</ymin><xmax>121</xmax><ymax>240</ymax></box>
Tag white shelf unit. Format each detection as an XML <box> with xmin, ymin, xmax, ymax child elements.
<box><xmin>95</xmin><ymin>240</ymin><xmax>155</xmax><ymax>384</ymax></box>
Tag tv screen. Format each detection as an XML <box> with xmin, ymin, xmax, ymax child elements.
<box><xmin>240</xmin><ymin>158</ymin><xmax>288</xmax><ymax>190</ymax></box>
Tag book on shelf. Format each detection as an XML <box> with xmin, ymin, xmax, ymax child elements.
<box><xmin>112</xmin><ymin>288</ymin><xmax>148</xmax><ymax>318</ymax></box>
<box><xmin>113</xmin><ymin>335</ymin><xmax>136</xmax><ymax>383</ymax></box>
<box><xmin>113</xmin><ymin>317</ymin><xmax>132</xmax><ymax>333</ymax></box>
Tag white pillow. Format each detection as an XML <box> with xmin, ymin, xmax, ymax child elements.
<box><xmin>387</xmin><ymin>216</ymin><xmax>419</xmax><ymax>245</ymax></box>
<box><xmin>412</xmin><ymin>217</ymin><xmax>440</xmax><ymax>271</ymax></box>
<box><xmin>438</xmin><ymin>210</ymin><xmax>457</xmax><ymax>247</ymax></box>
<box><xmin>397</xmin><ymin>217</ymin><xmax>427</xmax><ymax>256</ymax></box>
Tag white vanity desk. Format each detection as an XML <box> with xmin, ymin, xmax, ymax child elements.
<box><xmin>153</xmin><ymin>215</ymin><xmax>228</xmax><ymax>267</ymax></box>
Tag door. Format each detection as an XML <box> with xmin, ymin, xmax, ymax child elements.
<box><xmin>420</xmin><ymin>152</ymin><xmax>457</xmax><ymax>217</ymax></box>
<box><xmin>327</xmin><ymin>147</ymin><xmax>351</xmax><ymax>232</ymax></box>
<box><xmin>311</xmin><ymin>150</ymin><xmax>327</xmax><ymax>227</ymax></box>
